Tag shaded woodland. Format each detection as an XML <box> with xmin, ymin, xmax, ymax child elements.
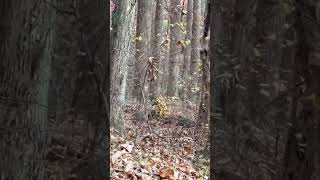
<box><xmin>111</xmin><ymin>0</ymin><xmax>320</xmax><ymax>179</ymax></box>
<box><xmin>0</xmin><ymin>0</ymin><xmax>320</xmax><ymax>179</ymax></box>
<box><xmin>1</xmin><ymin>0</ymin><xmax>108</xmax><ymax>179</ymax></box>
<box><xmin>209</xmin><ymin>0</ymin><xmax>320</xmax><ymax>179</ymax></box>
<box><xmin>110</xmin><ymin>0</ymin><xmax>210</xmax><ymax>179</ymax></box>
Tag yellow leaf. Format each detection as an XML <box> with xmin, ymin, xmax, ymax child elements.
<box><xmin>185</xmin><ymin>39</ymin><xmax>191</xmax><ymax>45</ymax></box>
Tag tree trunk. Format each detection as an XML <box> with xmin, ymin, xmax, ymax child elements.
<box><xmin>167</xmin><ymin>0</ymin><xmax>183</xmax><ymax>97</ymax></box>
<box><xmin>283</xmin><ymin>1</ymin><xmax>320</xmax><ymax>179</ymax></box>
<box><xmin>181</xmin><ymin>0</ymin><xmax>193</xmax><ymax>100</ymax></box>
<box><xmin>134</xmin><ymin>0</ymin><xmax>153</xmax><ymax>103</ymax></box>
<box><xmin>111</xmin><ymin>0</ymin><xmax>136</xmax><ymax>135</ymax></box>
<box><xmin>160</xmin><ymin>11</ymin><xmax>171</xmax><ymax>95</ymax></box>
<box><xmin>210</xmin><ymin>0</ymin><xmax>289</xmax><ymax>179</ymax></box>
<box><xmin>149</xmin><ymin>0</ymin><xmax>165</xmax><ymax>102</ymax></box>
<box><xmin>0</xmin><ymin>0</ymin><xmax>54</xmax><ymax>179</ymax></box>
<box><xmin>198</xmin><ymin>48</ymin><xmax>210</xmax><ymax>124</ymax></box>
<box><xmin>188</xmin><ymin>0</ymin><xmax>202</xmax><ymax>99</ymax></box>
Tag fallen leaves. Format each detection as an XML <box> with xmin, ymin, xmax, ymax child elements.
<box><xmin>111</xmin><ymin>149</ymin><xmax>128</xmax><ymax>164</ymax></box>
<box><xmin>111</xmin><ymin>143</ymin><xmax>134</xmax><ymax>164</ymax></box>
<box><xmin>159</xmin><ymin>167</ymin><xmax>174</xmax><ymax>179</ymax></box>
<box><xmin>110</xmin><ymin>101</ymin><xmax>209</xmax><ymax>179</ymax></box>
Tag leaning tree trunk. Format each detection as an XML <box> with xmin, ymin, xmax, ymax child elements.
<box><xmin>0</xmin><ymin>1</ymin><xmax>54</xmax><ymax>179</ymax></box>
<box><xmin>167</xmin><ymin>0</ymin><xmax>183</xmax><ymax>97</ymax></box>
<box><xmin>134</xmin><ymin>0</ymin><xmax>153</xmax><ymax>103</ymax></box>
<box><xmin>110</xmin><ymin>0</ymin><xmax>136</xmax><ymax>135</ymax></box>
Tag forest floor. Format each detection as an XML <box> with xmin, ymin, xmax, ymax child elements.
<box><xmin>110</xmin><ymin>101</ymin><xmax>210</xmax><ymax>180</ymax></box>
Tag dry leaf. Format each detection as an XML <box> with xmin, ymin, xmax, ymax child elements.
<box><xmin>125</xmin><ymin>162</ymin><xmax>138</xmax><ymax>180</ymax></box>
<box><xmin>177</xmin><ymin>165</ymin><xmax>187</xmax><ymax>172</ymax></box>
<box><xmin>159</xmin><ymin>167</ymin><xmax>174</xmax><ymax>179</ymax></box>
<box><xmin>120</xmin><ymin>143</ymin><xmax>134</xmax><ymax>152</ymax></box>
<box><xmin>184</xmin><ymin>144</ymin><xmax>192</xmax><ymax>154</ymax></box>
<box><xmin>111</xmin><ymin>149</ymin><xmax>127</xmax><ymax>164</ymax></box>
<box><xmin>188</xmin><ymin>166</ymin><xmax>197</xmax><ymax>176</ymax></box>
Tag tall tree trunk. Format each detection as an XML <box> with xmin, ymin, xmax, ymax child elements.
<box><xmin>283</xmin><ymin>1</ymin><xmax>320</xmax><ymax>179</ymax></box>
<box><xmin>188</xmin><ymin>0</ymin><xmax>202</xmax><ymax>99</ymax></box>
<box><xmin>134</xmin><ymin>0</ymin><xmax>153</xmax><ymax>103</ymax></box>
<box><xmin>149</xmin><ymin>0</ymin><xmax>165</xmax><ymax>102</ymax></box>
<box><xmin>0</xmin><ymin>1</ymin><xmax>54</xmax><ymax>179</ymax></box>
<box><xmin>198</xmin><ymin>1</ymin><xmax>210</xmax><ymax>124</ymax></box>
<box><xmin>110</xmin><ymin>0</ymin><xmax>136</xmax><ymax>135</ymax></box>
<box><xmin>161</xmin><ymin>10</ymin><xmax>171</xmax><ymax>95</ymax></box>
<box><xmin>181</xmin><ymin>0</ymin><xmax>193</xmax><ymax>100</ymax></box>
<box><xmin>210</xmin><ymin>0</ymin><xmax>289</xmax><ymax>179</ymax></box>
<box><xmin>210</xmin><ymin>0</ymin><xmax>237</xmax><ymax>176</ymax></box>
<box><xmin>167</xmin><ymin>0</ymin><xmax>183</xmax><ymax>97</ymax></box>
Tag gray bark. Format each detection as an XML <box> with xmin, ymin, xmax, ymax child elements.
<box><xmin>188</xmin><ymin>0</ymin><xmax>202</xmax><ymax>99</ymax></box>
<box><xmin>134</xmin><ymin>0</ymin><xmax>153</xmax><ymax>102</ymax></box>
<box><xmin>149</xmin><ymin>0</ymin><xmax>165</xmax><ymax>102</ymax></box>
<box><xmin>167</xmin><ymin>0</ymin><xmax>183</xmax><ymax>97</ymax></box>
<box><xmin>181</xmin><ymin>0</ymin><xmax>193</xmax><ymax>99</ymax></box>
<box><xmin>111</xmin><ymin>0</ymin><xmax>136</xmax><ymax>135</ymax></box>
<box><xmin>160</xmin><ymin>10</ymin><xmax>171</xmax><ymax>95</ymax></box>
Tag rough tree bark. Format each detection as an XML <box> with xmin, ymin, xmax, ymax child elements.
<box><xmin>283</xmin><ymin>0</ymin><xmax>320</xmax><ymax>179</ymax></box>
<box><xmin>160</xmin><ymin>5</ymin><xmax>171</xmax><ymax>95</ymax></box>
<box><xmin>111</xmin><ymin>0</ymin><xmax>136</xmax><ymax>135</ymax></box>
<box><xmin>198</xmin><ymin>2</ymin><xmax>210</xmax><ymax>124</ymax></box>
<box><xmin>0</xmin><ymin>0</ymin><xmax>54</xmax><ymax>179</ymax></box>
<box><xmin>198</xmin><ymin>48</ymin><xmax>210</xmax><ymax>124</ymax></box>
<box><xmin>167</xmin><ymin>0</ymin><xmax>183</xmax><ymax>97</ymax></box>
<box><xmin>210</xmin><ymin>0</ymin><xmax>290</xmax><ymax>179</ymax></box>
<box><xmin>181</xmin><ymin>0</ymin><xmax>193</xmax><ymax>99</ymax></box>
<box><xmin>134</xmin><ymin>0</ymin><xmax>153</xmax><ymax>103</ymax></box>
<box><xmin>188</xmin><ymin>0</ymin><xmax>202</xmax><ymax>99</ymax></box>
<box><xmin>149</xmin><ymin>0</ymin><xmax>165</xmax><ymax>102</ymax></box>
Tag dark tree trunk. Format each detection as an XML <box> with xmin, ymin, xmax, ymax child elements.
<box><xmin>210</xmin><ymin>0</ymin><xmax>290</xmax><ymax>179</ymax></box>
<box><xmin>0</xmin><ymin>0</ymin><xmax>55</xmax><ymax>179</ymax></box>
<box><xmin>283</xmin><ymin>1</ymin><xmax>320</xmax><ymax>179</ymax></box>
<box><xmin>198</xmin><ymin>48</ymin><xmax>210</xmax><ymax>124</ymax></box>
